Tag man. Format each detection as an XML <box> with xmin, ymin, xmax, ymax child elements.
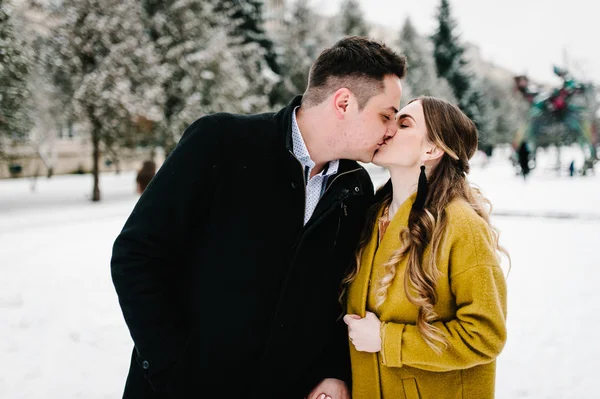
<box><xmin>111</xmin><ymin>36</ymin><xmax>406</xmax><ymax>398</ymax></box>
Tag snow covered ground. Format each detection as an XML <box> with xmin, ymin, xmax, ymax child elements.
<box><xmin>1</xmin><ymin>145</ymin><xmax>599</xmax><ymax>398</ymax></box>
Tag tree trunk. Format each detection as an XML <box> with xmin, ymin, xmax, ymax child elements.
<box><xmin>88</xmin><ymin>107</ymin><xmax>102</xmax><ymax>202</ymax></box>
<box><xmin>92</xmin><ymin>131</ymin><xmax>101</xmax><ymax>201</ymax></box>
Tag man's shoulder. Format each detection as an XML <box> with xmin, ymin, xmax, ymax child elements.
<box><xmin>179</xmin><ymin>111</ymin><xmax>281</xmax><ymax>149</ymax></box>
<box><xmin>204</xmin><ymin>110</ymin><xmax>277</xmax><ymax>127</ymax></box>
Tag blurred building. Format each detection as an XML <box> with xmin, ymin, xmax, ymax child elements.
<box><xmin>0</xmin><ymin>124</ymin><xmax>163</xmax><ymax>179</ymax></box>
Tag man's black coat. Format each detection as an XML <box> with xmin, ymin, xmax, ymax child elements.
<box><xmin>111</xmin><ymin>96</ymin><xmax>374</xmax><ymax>398</ymax></box>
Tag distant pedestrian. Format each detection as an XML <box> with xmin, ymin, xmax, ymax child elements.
<box><xmin>517</xmin><ymin>142</ymin><xmax>530</xmax><ymax>179</ymax></box>
<box><xmin>568</xmin><ymin>160</ymin><xmax>575</xmax><ymax>177</ymax></box>
<box><xmin>135</xmin><ymin>160</ymin><xmax>156</xmax><ymax>194</ymax></box>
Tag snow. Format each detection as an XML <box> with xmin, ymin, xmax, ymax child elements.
<box><xmin>1</xmin><ymin>145</ymin><xmax>599</xmax><ymax>398</ymax></box>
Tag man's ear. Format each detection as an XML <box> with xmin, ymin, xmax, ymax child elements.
<box><xmin>333</xmin><ymin>88</ymin><xmax>352</xmax><ymax>119</ymax></box>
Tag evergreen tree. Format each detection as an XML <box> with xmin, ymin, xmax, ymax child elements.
<box><xmin>338</xmin><ymin>0</ymin><xmax>369</xmax><ymax>37</ymax></box>
<box><xmin>272</xmin><ymin>1</ymin><xmax>330</xmax><ymax>102</ymax></box>
<box><xmin>397</xmin><ymin>17</ymin><xmax>455</xmax><ymax>105</ymax></box>
<box><xmin>431</xmin><ymin>0</ymin><xmax>491</xmax><ymax>140</ymax></box>
<box><xmin>141</xmin><ymin>0</ymin><xmax>276</xmax><ymax>153</ymax></box>
<box><xmin>477</xmin><ymin>77</ymin><xmax>525</xmax><ymax>148</ymax></box>
<box><xmin>216</xmin><ymin>0</ymin><xmax>280</xmax><ymax>75</ymax></box>
<box><xmin>431</xmin><ymin>0</ymin><xmax>470</xmax><ymax>101</ymax></box>
<box><xmin>0</xmin><ymin>0</ymin><xmax>32</xmax><ymax>157</ymax></box>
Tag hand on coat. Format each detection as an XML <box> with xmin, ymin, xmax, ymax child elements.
<box><xmin>343</xmin><ymin>311</ymin><xmax>382</xmax><ymax>353</ymax></box>
<box><xmin>306</xmin><ymin>378</ymin><xmax>349</xmax><ymax>399</ymax></box>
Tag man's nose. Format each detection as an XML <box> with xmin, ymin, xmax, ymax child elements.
<box><xmin>385</xmin><ymin>125</ymin><xmax>398</xmax><ymax>139</ymax></box>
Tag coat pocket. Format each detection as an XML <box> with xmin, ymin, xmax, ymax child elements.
<box><xmin>402</xmin><ymin>378</ymin><xmax>421</xmax><ymax>399</ymax></box>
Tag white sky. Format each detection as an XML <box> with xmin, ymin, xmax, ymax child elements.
<box><xmin>310</xmin><ymin>0</ymin><xmax>597</xmax><ymax>86</ymax></box>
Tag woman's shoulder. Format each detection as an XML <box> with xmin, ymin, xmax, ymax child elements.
<box><xmin>441</xmin><ymin>198</ymin><xmax>502</xmax><ymax>273</ymax></box>
<box><xmin>445</xmin><ymin>199</ymin><xmax>487</xmax><ymax>228</ymax></box>
<box><xmin>443</xmin><ymin>198</ymin><xmax>496</xmax><ymax>252</ymax></box>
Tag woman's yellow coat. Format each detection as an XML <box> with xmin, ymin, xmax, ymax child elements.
<box><xmin>346</xmin><ymin>195</ymin><xmax>507</xmax><ymax>399</ymax></box>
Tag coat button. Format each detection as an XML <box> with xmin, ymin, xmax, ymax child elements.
<box><xmin>142</xmin><ymin>360</ymin><xmax>150</xmax><ymax>370</ymax></box>
<box><xmin>291</xmin><ymin>182</ymin><xmax>297</xmax><ymax>189</ymax></box>
<box><xmin>354</xmin><ymin>186</ymin><xmax>360</xmax><ymax>192</ymax></box>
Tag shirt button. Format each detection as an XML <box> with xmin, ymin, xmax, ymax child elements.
<box><xmin>354</xmin><ymin>186</ymin><xmax>360</xmax><ymax>192</ymax></box>
<box><xmin>142</xmin><ymin>360</ymin><xmax>150</xmax><ymax>370</ymax></box>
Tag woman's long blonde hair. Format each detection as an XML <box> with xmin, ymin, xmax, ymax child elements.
<box><xmin>341</xmin><ymin>96</ymin><xmax>510</xmax><ymax>353</ymax></box>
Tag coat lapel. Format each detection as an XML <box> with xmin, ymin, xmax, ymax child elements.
<box><xmin>347</xmin><ymin>206</ymin><xmax>382</xmax><ymax>317</ymax></box>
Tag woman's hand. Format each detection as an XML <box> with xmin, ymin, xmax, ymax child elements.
<box><xmin>343</xmin><ymin>312</ymin><xmax>382</xmax><ymax>353</ymax></box>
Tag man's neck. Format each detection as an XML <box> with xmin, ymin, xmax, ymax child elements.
<box><xmin>296</xmin><ymin>106</ymin><xmax>334</xmax><ymax>176</ymax></box>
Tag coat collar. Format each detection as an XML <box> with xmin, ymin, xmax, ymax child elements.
<box><xmin>347</xmin><ymin>192</ymin><xmax>417</xmax><ymax>316</ymax></box>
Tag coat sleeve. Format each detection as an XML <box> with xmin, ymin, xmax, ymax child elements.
<box><xmin>379</xmin><ymin>264</ymin><xmax>507</xmax><ymax>372</ymax></box>
<box><xmin>379</xmin><ymin>205</ymin><xmax>508</xmax><ymax>372</ymax></box>
<box><xmin>303</xmin><ymin>315</ymin><xmax>352</xmax><ymax>391</ymax></box>
<box><xmin>110</xmin><ymin>115</ymin><xmax>221</xmax><ymax>378</ymax></box>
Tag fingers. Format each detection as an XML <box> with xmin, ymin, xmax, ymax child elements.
<box><xmin>343</xmin><ymin>314</ymin><xmax>361</xmax><ymax>325</ymax></box>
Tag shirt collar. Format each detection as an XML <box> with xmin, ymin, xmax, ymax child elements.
<box><xmin>291</xmin><ymin>106</ymin><xmax>339</xmax><ymax>177</ymax></box>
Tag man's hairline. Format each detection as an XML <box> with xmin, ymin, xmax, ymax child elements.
<box><xmin>302</xmin><ymin>73</ymin><xmax>401</xmax><ymax>110</ymax></box>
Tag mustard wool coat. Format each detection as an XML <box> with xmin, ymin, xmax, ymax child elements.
<box><xmin>346</xmin><ymin>194</ymin><xmax>507</xmax><ymax>399</ymax></box>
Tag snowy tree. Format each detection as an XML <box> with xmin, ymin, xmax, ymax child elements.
<box><xmin>0</xmin><ymin>0</ymin><xmax>32</xmax><ymax>158</ymax></box>
<box><xmin>431</xmin><ymin>0</ymin><xmax>491</xmax><ymax>139</ymax></box>
<box><xmin>431</xmin><ymin>0</ymin><xmax>470</xmax><ymax>101</ymax></box>
<box><xmin>216</xmin><ymin>0</ymin><xmax>280</xmax><ymax>76</ymax></box>
<box><xmin>396</xmin><ymin>17</ymin><xmax>455</xmax><ymax>106</ymax></box>
<box><xmin>51</xmin><ymin>0</ymin><xmax>166</xmax><ymax>201</ymax></box>
<box><xmin>272</xmin><ymin>1</ymin><xmax>330</xmax><ymax>103</ymax></box>
<box><xmin>141</xmin><ymin>0</ymin><xmax>278</xmax><ymax>154</ymax></box>
<box><xmin>338</xmin><ymin>0</ymin><xmax>370</xmax><ymax>37</ymax></box>
<box><xmin>477</xmin><ymin>77</ymin><xmax>526</xmax><ymax>148</ymax></box>
<box><xmin>216</xmin><ymin>0</ymin><xmax>282</xmax><ymax>106</ymax></box>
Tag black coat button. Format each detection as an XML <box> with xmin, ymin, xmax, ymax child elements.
<box><xmin>142</xmin><ymin>360</ymin><xmax>150</xmax><ymax>370</ymax></box>
<box><xmin>291</xmin><ymin>182</ymin><xmax>297</xmax><ymax>189</ymax></box>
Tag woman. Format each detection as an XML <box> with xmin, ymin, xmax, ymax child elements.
<box><xmin>342</xmin><ymin>97</ymin><xmax>510</xmax><ymax>399</ymax></box>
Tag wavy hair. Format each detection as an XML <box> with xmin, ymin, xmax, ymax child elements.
<box><xmin>341</xmin><ymin>96</ymin><xmax>511</xmax><ymax>353</ymax></box>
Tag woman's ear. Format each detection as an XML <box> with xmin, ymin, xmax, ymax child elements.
<box><xmin>422</xmin><ymin>145</ymin><xmax>444</xmax><ymax>163</ymax></box>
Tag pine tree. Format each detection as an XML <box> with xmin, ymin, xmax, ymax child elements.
<box><xmin>215</xmin><ymin>0</ymin><xmax>283</xmax><ymax>107</ymax></box>
<box><xmin>216</xmin><ymin>0</ymin><xmax>280</xmax><ymax>75</ymax></box>
<box><xmin>141</xmin><ymin>0</ymin><xmax>277</xmax><ymax>153</ymax></box>
<box><xmin>431</xmin><ymin>0</ymin><xmax>491</xmax><ymax>139</ymax></box>
<box><xmin>431</xmin><ymin>0</ymin><xmax>470</xmax><ymax>101</ymax></box>
<box><xmin>0</xmin><ymin>0</ymin><xmax>32</xmax><ymax>157</ymax></box>
<box><xmin>338</xmin><ymin>0</ymin><xmax>370</xmax><ymax>37</ymax></box>
<box><xmin>272</xmin><ymin>1</ymin><xmax>330</xmax><ymax>102</ymax></box>
<box><xmin>478</xmin><ymin>77</ymin><xmax>525</xmax><ymax>148</ymax></box>
<box><xmin>397</xmin><ymin>17</ymin><xmax>455</xmax><ymax>106</ymax></box>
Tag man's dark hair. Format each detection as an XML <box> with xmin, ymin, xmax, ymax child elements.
<box><xmin>302</xmin><ymin>36</ymin><xmax>407</xmax><ymax>109</ymax></box>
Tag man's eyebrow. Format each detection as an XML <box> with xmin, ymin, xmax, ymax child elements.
<box><xmin>385</xmin><ymin>106</ymin><xmax>399</xmax><ymax>114</ymax></box>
